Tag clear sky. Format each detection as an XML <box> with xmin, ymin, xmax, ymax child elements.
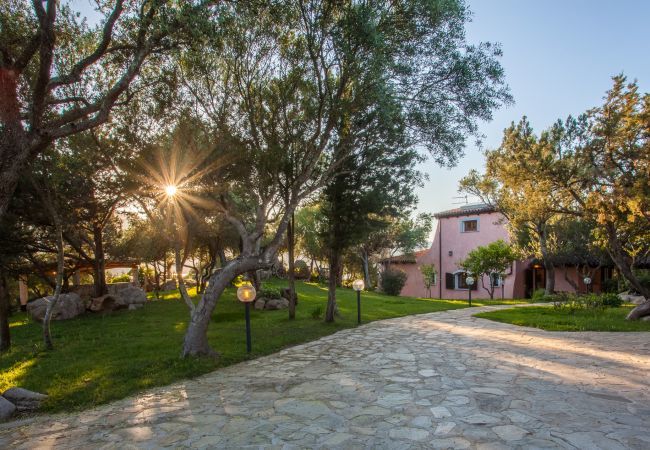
<box><xmin>416</xmin><ymin>0</ymin><xmax>650</xmax><ymax>219</ymax></box>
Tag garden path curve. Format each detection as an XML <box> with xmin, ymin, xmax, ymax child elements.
<box><xmin>1</xmin><ymin>304</ymin><xmax>649</xmax><ymax>449</ymax></box>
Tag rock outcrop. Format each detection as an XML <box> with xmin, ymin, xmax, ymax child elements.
<box><xmin>26</xmin><ymin>293</ymin><xmax>85</xmax><ymax>322</ymax></box>
<box><xmin>89</xmin><ymin>294</ymin><xmax>120</xmax><ymax>312</ymax></box>
<box><xmin>161</xmin><ymin>280</ymin><xmax>177</xmax><ymax>291</ymax></box>
<box><xmin>618</xmin><ymin>291</ymin><xmax>647</xmax><ymax>305</ymax></box>
<box><xmin>90</xmin><ymin>286</ymin><xmax>147</xmax><ymax>313</ymax></box>
<box><xmin>0</xmin><ymin>396</ymin><xmax>16</xmax><ymax>421</ymax></box>
<box><xmin>2</xmin><ymin>388</ymin><xmax>48</xmax><ymax>413</ymax></box>
<box><xmin>254</xmin><ymin>297</ymin><xmax>290</xmax><ymax>310</ymax></box>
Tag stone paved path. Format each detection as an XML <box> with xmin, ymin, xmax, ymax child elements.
<box><xmin>1</xmin><ymin>304</ymin><xmax>649</xmax><ymax>449</ymax></box>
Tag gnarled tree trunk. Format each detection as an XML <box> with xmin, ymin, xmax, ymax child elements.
<box><xmin>361</xmin><ymin>249</ymin><xmax>371</xmax><ymax>290</ymax></box>
<box><xmin>604</xmin><ymin>226</ymin><xmax>650</xmax><ymax>320</ymax></box>
<box><xmin>182</xmin><ymin>256</ymin><xmax>266</xmax><ymax>357</ymax></box>
<box><xmin>43</xmin><ymin>219</ymin><xmax>64</xmax><ymax>349</ymax></box>
<box><xmin>325</xmin><ymin>248</ymin><xmax>340</xmax><ymax>323</ymax></box>
<box><xmin>537</xmin><ymin>224</ymin><xmax>555</xmax><ymax>295</ymax></box>
<box><xmin>287</xmin><ymin>212</ymin><xmax>297</xmax><ymax>319</ymax></box>
<box><xmin>92</xmin><ymin>222</ymin><xmax>107</xmax><ymax>297</ymax></box>
<box><xmin>0</xmin><ymin>268</ymin><xmax>11</xmax><ymax>352</ymax></box>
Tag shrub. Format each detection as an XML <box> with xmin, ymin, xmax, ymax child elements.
<box><xmin>381</xmin><ymin>269</ymin><xmax>408</xmax><ymax>296</ymax></box>
<box><xmin>109</xmin><ymin>273</ymin><xmax>131</xmax><ymax>283</ymax></box>
<box><xmin>294</xmin><ymin>260</ymin><xmax>310</xmax><ymax>280</ymax></box>
<box><xmin>552</xmin><ymin>292</ymin><xmax>623</xmax><ymax>312</ymax></box>
<box><xmin>531</xmin><ymin>288</ymin><xmax>547</xmax><ymax>302</ymax></box>
<box><xmin>258</xmin><ymin>288</ymin><xmax>282</xmax><ymax>299</ymax></box>
<box><xmin>598</xmin><ymin>292</ymin><xmax>623</xmax><ymax>308</ymax></box>
<box><xmin>310</xmin><ymin>306</ymin><xmax>323</xmax><ymax>319</ymax></box>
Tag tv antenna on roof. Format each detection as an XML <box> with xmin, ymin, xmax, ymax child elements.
<box><xmin>452</xmin><ymin>195</ymin><xmax>469</xmax><ymax>205</ymax></box>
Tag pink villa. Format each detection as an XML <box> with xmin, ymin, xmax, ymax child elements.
<box><xmin>383</xmin><ymin>204</ymin><xmax>610</xmax><ymax>299</ymax></box>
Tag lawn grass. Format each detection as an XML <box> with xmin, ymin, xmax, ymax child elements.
<box><xmin>1</xmin><ymin>280</ymin><xmax>524</xmax><ymax>413</ymax></box>
<box><xmin>475</xmin><ymin>305</ymin><xmax>650</xmax><ymax>332</ymax></box>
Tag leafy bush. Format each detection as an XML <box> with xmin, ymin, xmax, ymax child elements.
<box><xmin>294</xmin><ymin>260</ymin><xmax>310</xmax><ymax>279</ymax></box>
<box><xmin>531</xmin><ymin>288</ymin><xmax>547</xmax><ymax>302</ymax></box>
<box><xmin>381</xmin><ymin>269</ymin><xmax>408</xmax><ymax>296</ymax></box>
<box><xmin>310</xmin><ymin>306</ymin><xmax>323</xmax><ymax>319</ymax></box>
<box><xmin>598</xmin><ymin>292</ymin><xmax>623</xmax><ymax>308</ymax></box>
<box><xmin>552</xmin><ymin>292</ymin><xmax>623</xmax><ymax>312</ymax></box>
<box><xmin>109</xmin><ymin>273</ymin><xmax>131</xmax><ymax>283</ymax></box>
<box><xmin>258</xmin><ymin>288</ymin><xmax>282</xmax><ymax>299</ymax></box>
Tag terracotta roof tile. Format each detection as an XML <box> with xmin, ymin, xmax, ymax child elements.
<box><xmin>434</xmin><ymin>203</ymin><xmax>495</xmax><ymax>219</ymax></box>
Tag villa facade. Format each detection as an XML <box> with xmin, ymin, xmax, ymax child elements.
<box><xmin>384</xmin><ymin>204</ymin><xmax>607</xmax><ymax>299</ymax></box>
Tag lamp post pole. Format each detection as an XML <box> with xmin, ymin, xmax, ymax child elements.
<box><xmin>466</xmin><ymin>276</ymin><xmax>475</xmax><ymax>307</ymax></box>
<box><xmin>583</xmin><ymin>277</ymin><xmax>592</xmax><ymax>294</ymax></box>
<box><xmin>352</xmin><ymin>279</ymin><xmax>365</xmax><ymax>324</ymax></box>
<box><xmin>237</xmin><ymin>284</ymin><xmax>257</xmax><ymax>353</ymax></box>
<box><xmin>245</xmin><ymin>302</ymin><xmax>252</xmax><ymax>353</ymax></box>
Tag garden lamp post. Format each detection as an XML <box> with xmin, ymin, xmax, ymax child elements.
<box><xmin>583</xmin><ymin>276</ymin><xmax>592</xmax><ymax>294</ymax></box>
<box><xmin>352</xmin><ymin>279</ymin><xmax>365</xmax><ymax>324</ymax></box>
<box><xmin>237</xmin><ymin>284</ymin><xmax>256</xmax><ymax>353</ymax></box>
<box><xmin>466</xmin><ymin>275</ymin><xmax>475</xmax><ymax>307</ymax></box>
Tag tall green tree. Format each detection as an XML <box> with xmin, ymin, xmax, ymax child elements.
<box><xmin>0</xmin><ymin>1</ymin><xmax>214</xmax><ymax>222</ymax></box>
<box><xmin>459</xmin><ymin>240</ymin><xmax>517</xmax><ymax>299</ymax></box>
<box><xmin>542</xmin><ymin>77</ymin><xmax>650</xmax><ymax>318</ymax></box>
<box><xmin>420</xmin><ymin>264</ymin><xmax>437</xmax><ymax>298</ymax></box>
<box><xmin>460</xmin><ymin>119</ymin><xmax>562</xmax><ymax>294</ymax></box>
<box><xmin>463</xmin><ymin>76</ymin><xmax>649</xmax><ymax>315</ymax></box>
<box><xmin>172</xmin><ymin>0</ymin><xmax>509</xmax><ymax>355</ymax></box>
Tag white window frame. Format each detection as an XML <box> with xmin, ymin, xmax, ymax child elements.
<box><xmin>454</xmin><ymin>270</ymin><xmax>470</xmax><ymax>290</ymax></box>
<box><xmin>491</xmin><ymin>273</ymin><xmax>503</xmax><ymax>287</ymax></box>
<box><xmin>460</xmin><ymin>217</ymin><xmax>480</xmax><ymax>233</ymax></box>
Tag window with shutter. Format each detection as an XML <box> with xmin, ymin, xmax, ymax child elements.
<box><xmin>445</xmin><ymin>273</ymin><xmax>454</xmax><ymax>289</ymax></box>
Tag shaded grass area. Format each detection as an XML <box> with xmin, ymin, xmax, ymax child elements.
<box><xmin>2</xmin><ymin>281</ymin><xmax>521</xmax><ymax>413</ymax></box>
<box><xmin>475</xmin><ymin>305</ymin><xmax>650</xmax><ymax>332</ymax></box>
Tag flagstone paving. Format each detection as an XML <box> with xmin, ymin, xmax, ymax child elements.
<box><xmin>1</xmin><ymin>304</ymin><xmax>649</xmax><ymax>449</ymax></box>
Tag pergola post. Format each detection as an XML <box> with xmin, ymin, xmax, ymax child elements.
<box><xmin>18</xmin><ymin>275</ymin><xmax>29</xmax><ymax>311</ymax></box>
<box><xmin>73</xmin><ymin>269</ymin><xmax>81</xmax><ymax>286</ymax></box>
<box><xmin>131</xmin><ymin>265</ymin><xmax>140</xmax><ymax>287</ymax></box>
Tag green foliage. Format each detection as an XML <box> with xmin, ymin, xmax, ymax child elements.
<box><xmin>420</xmin><ymin>264</ymin><xmax>437</xmax><ymax>297</ymax></box>
<box><xmin>390</xmin><ymin>214</ymin><xmax>434</xmax><ymax>256</ymax></box>
<box><xmin>258</xmin><ymin>288</ymin><xmax>282</xmax><ymax>300</ymax></box>
<box><xmin>295</xmin><ymin>206</ymin><xmax>327</xmax><ymax>264</ymax></box>
<box><xmin>381</xmin><ymin>269</ymin><xmax>408</xmax><ymax>296</ymax></box>
<box><xmin>459</xmin><ymin>240</ymin><xmax>517</xmax><ymax>297</ymax></box>
<box><xmin>462</xmin><ymin>76</ymin><xmax>649</xmax><ymax>299</ymax></box>
<box><xmin>476</xmin><ymin>305</ymin><xmax>650</xmax><ymax>332</ymax></box>
<box><xmin>531</xmin><ymin>288</ymin><xmax>548</xmax><ymax>303</ymax></box>
<box><xmin>623</xmin><ymin>270</ymin><xmax>650</xmax><ymax>294</ymax></box>
<box><xmin>310</xmin><ymin>306</ymin><xmax>323</xmax><ymax>320</ymax></box>
<box><xmin>599</xmin><ymin>293</ymin><xmax>624</xmax><ymax>308</ymax></box>
<box><xmin>293</xmin><ymin>260</ymin><xmax>310</xmax><ymax>280</ymax></box>
<box><xmin>550</xmin><ymin>292</ymin><xmax>624</xmax><ymax>312</ymax></box>
<box><xmin>108</xmin><ymin>274</ymin><xmax>131</xmax><ymax>284</ymax></box>
<box><xmin>309</xmin><ymin>271</ymin><xmax>323</xmax><ymax>283</ymax></box>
